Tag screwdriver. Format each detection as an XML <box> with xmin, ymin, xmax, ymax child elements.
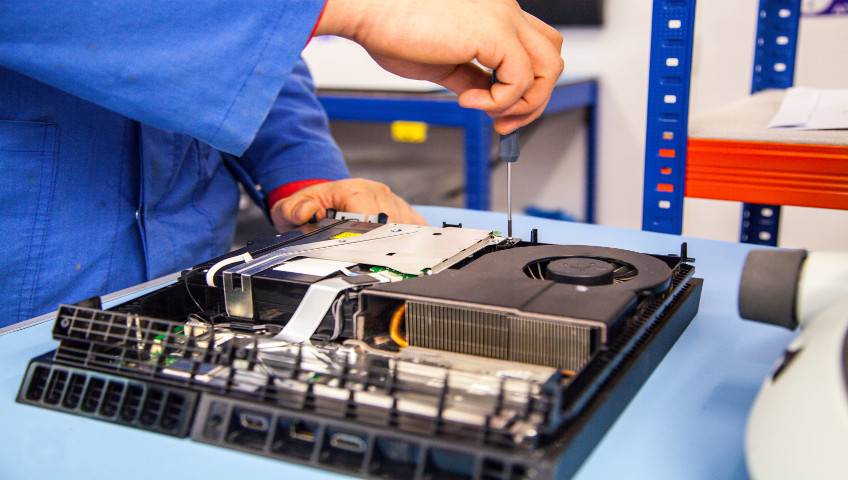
<box><xmin>493</xmin><ymin>71</ymin><xmax>520</xmax><ymax>238</ymax></box>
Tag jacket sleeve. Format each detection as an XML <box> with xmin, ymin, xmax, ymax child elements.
<box><xmin>233</xmin><ymin>58</ymin><xmax>350</xmax><ymax>201</ymax></box>
<box><xmin>0</xmin><ymin>1</ymin><xmax>326</xmax><ymax>155</ymax></box>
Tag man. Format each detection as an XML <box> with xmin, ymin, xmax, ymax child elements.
<box><xmin>0</xmin><ymin>0</ymin><xmax>563</xmax><ymax>326</ymax></box>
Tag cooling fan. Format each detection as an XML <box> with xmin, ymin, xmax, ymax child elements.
<box><xmin>523</xmin><ymin>256</ymin><xmax>638</xmax><ymax>285</ymax></box>
<box><xmin>464</xmin><ymin>244</ymin><xmax>672</xmax><ymax>294</ymax></box>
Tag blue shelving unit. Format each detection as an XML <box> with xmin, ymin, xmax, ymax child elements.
<box><xmin>642</xmin><ymin>0</ymin><xmax>802</xmax><ymax>246</ymax></box>
<box><xmin>318</xmin><ymin>78</ymin><xmax>598</xmax><ymax>221</ymax></box>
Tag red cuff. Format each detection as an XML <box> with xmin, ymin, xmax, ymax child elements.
<box><xmin>267</xmin><ymin>179</ymin><xmax>330</xmax><ymax>209</ymax></box>
<box><xmin>306</xmin><ymin>0</ymin><xmax>330</xmax><ymax>46</ymax></box>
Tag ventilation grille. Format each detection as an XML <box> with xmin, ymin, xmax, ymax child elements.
<box><xmin>17</xmin><ymin>360</ymin><xmax>197</xmax><ymax>437</ymax></box>
<box><xmin>406</xmin><ymin>301</ymin><xmax>599</xmax><ymax>370</ymax></box>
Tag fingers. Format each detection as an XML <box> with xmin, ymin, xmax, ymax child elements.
<box><xmin>337</xmin><ymin>189</ymin><xmax>382</xmax><ymax>218</ymax></box>
<box><xmin>523</xmin><ymin>11</ymin><xmax>564</xmax><ymax>51</ymax></box>
<box><xmin>271</xmin><ymin>179</ymin><xmax>428</xmax><ymax>231</ymax></box>
<box><xmin>271</xmin><ymin>194</ymin><xmax>324</xmax><ymax>230</ymax></box>
<box><xmin>432</xmin><ymin>63</ymin><xmax>492</xmax><ymax>98</ymax></box>
<box><xmin>335</xmin><ymin>180</ymin><xmax>426</xmax><ymax>225</ymax></box>
<box><xmin>458</xmin><ymin>35</ymin><xmax>534</xmax><ymax>114</ymax></box>
<box><xmin>487</xmin><ymin>27</ymin><xmax>561</xmax><ymax>131</ymax></box>
<box><xmin>458</xmin><ymin>16</ymin><xmax>563</xmax><ymax>133</ymax></box>
<box><xmin>388</xmin><ymin>195</ymin><xmax>428</xmax><ymax>225</ymax></box>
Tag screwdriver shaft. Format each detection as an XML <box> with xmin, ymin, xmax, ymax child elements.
<box><xmin>493</xmin><ymin>70</ymin><xmax>519</xmax><ymax>239</ymax></box>
<box><xmin>507</xmin><ymin>163</ymin><xmax>513</xmax><ymax>238</ymax></box>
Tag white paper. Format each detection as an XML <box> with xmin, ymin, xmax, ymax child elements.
<box><xmin>273</xmin><ymin>258</ymin><xmax>355</xmax><ymax>277</ymax></box>
<box><xmin>769</xmin><ymin>87</ymin><xmax>848</xmax><ymax>130</ymax></box>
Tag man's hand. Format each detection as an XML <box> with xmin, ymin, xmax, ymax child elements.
<box><xmin>270</xmin><ymin>178</ymin><xmax>427</xmax><ymax>230</ymax></box>
<box><xmin>316</xmin><ymin>0</ymin><xmax>564</xmax><ymax>134</ymax></box>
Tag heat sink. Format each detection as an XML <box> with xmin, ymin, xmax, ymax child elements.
<box><xmin>405</xmin><ymin>301</ymin><xmax>599</xmax><ymax>370</ymax></box>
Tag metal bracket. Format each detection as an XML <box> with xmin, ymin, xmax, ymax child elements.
<box><xmin>222</xmin><ymin>224</ymin><xmax>500</xmax><ymax>319</ymax></box>
<box><xmin>223</xmin><ymin>225</ymin><xmax>420</xmax><ymax>319</ymax></box>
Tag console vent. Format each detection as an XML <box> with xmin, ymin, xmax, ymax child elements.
<box><xmin>17</xmin><ymin>358</ymin><xmax>197</xmax><ymax>437</ymax></box>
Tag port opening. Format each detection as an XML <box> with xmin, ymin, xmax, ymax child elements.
<box><xmin>61</xmin><ymin>373</ymin><xmax>86</xmax><ymax>409</ymax></box>
<box><xmin>99</xmin><ymin>381</ymin><xmax>124</xmax><ymax>418</ymax></box>
<box><xmin>423</xmin><ymin>448</ymin><xmax>475</xmax><ymax>480</ymax></box>
<box><xmin>368</xmin><ymin>437</ymin><xmax>421</xmax><ymax>478</ymax></box>
<box><xmin>80</xmin><ymin>377</ymin><xmax>105</xmax><ymax>413</ymax></box>
<box><xmin>225</xmin><ymin>407</ymin><xmax>272</xmax><ymax>451</ymax></box>
<box><xmin>481</xmin><ymin>458</ymin><xmax>507</xmax><ymax>480</ymax></box>
<box><xmin>24</xmin><ymin>365</ymin><xmax>51</xmax><ymax>401</ymax></box>
<box><xmin>270</xmin><ymin>417</ymin><xmax>319</xmax><ymax>460</ymax></box>
<box><xmin>319</xmin><ymin>428</ymin><xmax>369</xmax><ymax>471</ymax></box>
<box><xmin>44</xmin><ymin>369</ymin><xmax>68</xmax><ymax>405</ymax></box>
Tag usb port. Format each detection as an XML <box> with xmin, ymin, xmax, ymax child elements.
<box><xmin>329</xmin><ymin>433</ymin><xmax>367</xmax><ymax>454</ymax></box>
<box><xmin>239</xmin><ymin>412</ymin><xmax>270</xmax><ymax>432</ymax></box>
<box><xmin>225</xmin><ymin>407</ymin><xmax>271</xmax><ymax>450</ymax></box>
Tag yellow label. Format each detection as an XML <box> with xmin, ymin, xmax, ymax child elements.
<box><xmin>390</xmin><ymin>121</ymin><xmax>428</xmax><ymax>144</ymax></box>
<box><xmin>332</xmin><ymin>232</ymin><xmax>363</xmax><ymax>240</ymax></box>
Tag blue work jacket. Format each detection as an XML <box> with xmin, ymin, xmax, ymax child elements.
<box><xmin>0</xmin><ymin>1</ymin><xmax>349</xmax><ymax>327</ymax></box>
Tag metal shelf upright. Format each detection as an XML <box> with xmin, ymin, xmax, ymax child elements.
<box><xmin>642</xmin><ymin>0</ymin><xmax>698</xmax><ymax>236</ymax></box>
<box><xmin>641</xmin><ymin>0</ymin><xmax>833</xmax><ymax>246</ymax></box>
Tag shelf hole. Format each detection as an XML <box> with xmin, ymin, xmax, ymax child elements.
<box><xmin>778</xmin><ymin>8</ymin><xmax>791</xmax><ymax>18</ymax></box>
<box><xmin>662</xmin><ymin>131</ymin><xmax>674</xmax><ymax>140</ymax></box>
<box><xmin>666</xmin><ymin>57</ymin><xmax>679</xmax><ymax>67</ymax></box>
<box><xmin>761</xmin><ymin>207</ymin><xmax>774</xmax><ymax>218</ymax></box>
<box><xmin>776</xmin><ymin>36</ymin><xmax>789</xmax><ymax>46</ymax></box>
<box><xmin>774</xmin><ymin>62</ymin><xmax>787</xmax><ymax>72</ymax></box>
<box><xmin>660</xmin><ymin>167</ymin><xmax>673</xmax><ymax>175</ymax></box>
<box><xmin>760</xmin><ymin>10</ymin><xmax>767</xmax><ymax>18</ymax></box>
<box><xmin>668</xmin><ymin>19</ymin><xmax>682</xmax><ymax>29</ymax></box>
<box><xmin>755</xmin><ymin>64</ymin><xmax>763</xmax><ymax>73</ymax></box>
<box><xmin>664</xmin><ymin>94</ymin><xmax>677</xmax><ymax>104</ymax></box>
<box><xmin>757</xmin><ymin>38</ymin><xmax>765</xmax><ymax>46</ymax></box>
<box><xmin>759</xmin><ymin>231</ymin><xmax>772</xmax><ymax>242</ymax></box>
<box><xmin>659</xmin><ymin>200</ymin><xmax>672</xmax><ymax>210</ymax></box>
<box><xmin>656</xmin><ymin>183</ymin><xmax>675</xmax><ymax>193</ymax></box>
<box><xmin>659</xmin><ymin>148</ymin><xmax>676</xmax><ymax>158</ymax></box>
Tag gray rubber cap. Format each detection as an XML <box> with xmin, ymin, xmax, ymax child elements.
<box><xmin>738</xmin><ymin>249</ymin><xmax>807</xmax><ymax>330</ymax></box>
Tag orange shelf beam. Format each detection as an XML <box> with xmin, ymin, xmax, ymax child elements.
<box><xmin>685</xmin><ymin>138</ymin><xmax>848</xmax><ymax>211</ymax></box>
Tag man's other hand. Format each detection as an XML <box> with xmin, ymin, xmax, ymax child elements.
<box><xmin>270</xmin><ymin>178</ymin><xmax>427</xmax><ymax>230</ymax></box>
<box><xmin>316</xmin><ymin>0</ymin><xmax>564</xmax><ymax>135</ymax></box>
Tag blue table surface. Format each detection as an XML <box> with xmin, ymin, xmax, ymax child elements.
<box><xmin>0</xmin><ymin>206</ymin><xmax>794</xmax><ymax>480</ymax></box>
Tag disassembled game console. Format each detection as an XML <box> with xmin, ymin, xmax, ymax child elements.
<box><xmin>17</xmin><ymin>215</ymin><xmax>703</xmax><ymax>479</ymax></box>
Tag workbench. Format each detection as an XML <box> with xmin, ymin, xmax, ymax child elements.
<box><xmin>318</xmin><ymin>77</ymin><xmax>598</xmax><ymax>221</ymax></box>
<box><xmin>0</xmin><ymin>207</ymin><xmax>795</xmax><ymax>479</ymax></box>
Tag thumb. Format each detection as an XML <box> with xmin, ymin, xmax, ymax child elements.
<box><xmin>272</xmin><ymin>196</ymin><xmax>323</xmax><ymax>230</ymax></box>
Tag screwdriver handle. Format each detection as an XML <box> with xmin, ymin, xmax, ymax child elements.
<box><xmin>492</xmin><ymin>70</ymin><xmax>520</xmax><ymax>163</ymax></box>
